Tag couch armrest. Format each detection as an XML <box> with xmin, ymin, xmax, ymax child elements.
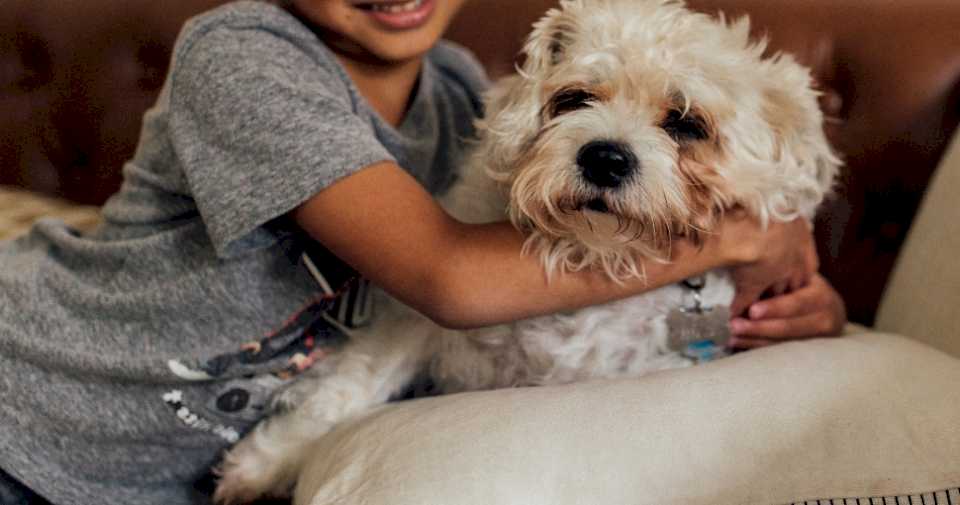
<box><xmin>874</xmin><ymin>130</ymin><xmax>960</xmax><ymax>358</ymax></box>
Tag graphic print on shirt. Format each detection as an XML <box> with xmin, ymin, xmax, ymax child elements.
<box><xmin>163</xmin><ymin>297</ymin><xmax>351</xmax><ymax>441</ymax></box>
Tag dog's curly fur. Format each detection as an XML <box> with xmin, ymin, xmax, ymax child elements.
<box><xmin>214</xmin><ymin>1</ymin><xmax>840</xmax><ymax>502</ymax></box>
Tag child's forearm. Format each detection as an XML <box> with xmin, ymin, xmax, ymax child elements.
<box><xmin>293</xmin><ymin>162</ymin><xmax>753</xmax><ymax>329</ymax></box>
<box><xmin>424</xmin><ymin>221</ymin><xmax>743</xmax><ymax>329</ymax></box>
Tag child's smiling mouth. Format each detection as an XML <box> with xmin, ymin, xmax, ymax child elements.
<box><xmin>351</xmin><ymin>0</ymin><xmax>435</xmax><ymax>30</ymax></box>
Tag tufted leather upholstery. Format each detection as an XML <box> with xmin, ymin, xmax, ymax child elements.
<box><xmin>0</xmin><ymin>0</ymin><xmax>226</xmax><ymax>203</ymax></box>
<box><xmin>2</xmin><ymin>0</ymin><xmax>959</xmax><ymax>324</ymax></box>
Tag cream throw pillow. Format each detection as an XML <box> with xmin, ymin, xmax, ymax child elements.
<box><xmin>294</xmin><ymin>333</ymin><xmax>960</xmax><ymax>505</ymax></box>
<box><xmin>876</xmin><ymin>130</ymin><xmax>960</xmax><ymax>358</ymax></box>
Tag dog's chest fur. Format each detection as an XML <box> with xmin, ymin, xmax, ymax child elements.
<box><xmin>388</xmin><ymin>162</ymin><xmax>738</xmax><ymax>393</ymax></box>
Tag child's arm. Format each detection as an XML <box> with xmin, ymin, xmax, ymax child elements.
<box><xmin>293</xmin><ymin>162</ymin><xmax>815</xmax><ymax>329</ymax></box>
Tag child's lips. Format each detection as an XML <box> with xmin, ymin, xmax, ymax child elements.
<box><xmin>352</xmin><ymin>0</ymin><xmax>435</xmax><ymax>30</ymax></box>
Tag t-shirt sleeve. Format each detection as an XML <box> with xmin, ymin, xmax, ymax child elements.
<box><xmin>168</xmin><ymin>25</ymin><xmax>394</xmax><ymax>258</ymax></box>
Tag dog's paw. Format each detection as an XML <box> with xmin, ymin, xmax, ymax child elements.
<box><xmin>213</xmin><ymin>470</ymin><xmax>267</xmax><ymax>505</ymax></box>
<box><xmin>213</xmin><ymin>436</ymin><xmax>295</xmax><ymax>505</ymax></box>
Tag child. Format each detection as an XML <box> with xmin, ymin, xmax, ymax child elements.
<box><xmin>0</xmin><ymin>0</ymin><xmax>844</xmax><ymax>503</ymax></box>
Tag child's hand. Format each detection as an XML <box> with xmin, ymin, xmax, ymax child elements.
<box><xmin>728</xmin><ymin>273</ymin><xmax>847</xmax><ymax>349</ymax></box>
<box><xmin>719</xmin><ymin>214</ymin><xmax>819</xmax><ymax>317</ymax></box>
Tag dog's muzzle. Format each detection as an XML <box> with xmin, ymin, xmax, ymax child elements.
<box><xmin>576</xmin><ymin>140</ymin><xmax>638</xmax><ymax>188</ymax></box>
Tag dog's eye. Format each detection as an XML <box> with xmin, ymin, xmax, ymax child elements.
<box><xmin>662</xmin><ymin>109</ymin><xmax>709</xmax><ymax>142</ymax></box>
<box><xmin>549</xmin><ymin>89</ymin><xmax>597</xmax><ymax>117</ymax></box>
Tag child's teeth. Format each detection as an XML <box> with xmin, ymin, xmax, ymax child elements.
<box><xmin>371</xmin><ymin>0</ymin><xmax>422</xmax><ymax>13</ymax></box>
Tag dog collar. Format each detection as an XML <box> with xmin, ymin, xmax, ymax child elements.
<box><xmin>669</xmin><ymin>275</ymin><xmax>731</xmax><ymax>362</ymax></box>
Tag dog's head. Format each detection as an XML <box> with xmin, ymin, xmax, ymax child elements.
<box><xmin>476</xmin><ymin>0</ymin><xmax>840</xmax><ymax>279</ymax></box>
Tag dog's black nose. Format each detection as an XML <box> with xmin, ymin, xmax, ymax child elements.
<box><xmin>576</xmin><ymin>141</ymin><xmax>637</xmax><ymax>188</ymax></box>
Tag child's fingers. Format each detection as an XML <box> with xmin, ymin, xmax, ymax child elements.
<box><xmin>730</xmin><ymin>285</ymin><xmax>763</xmax><ymax>318</ymax></box>
<box><xmin>747</xmin><ymin>283</ymin><xmax>819</xmax><ymax>320</ymax></box>
<box><xmin>729</xmin><ymin>313</ymin><xmax>834</xmax><ymax>340</ymax></box>
<box><xmin>729</xmin><ymin>273</ymin><xmax>846</xmax><ymax>343</ymax></box>
<box><xmin>727</xmin><ymin>336</ymin><xmax>776</xmax><ymax>349</ymax></box>
<box><xmin>771</xmin><ymin>280</ymin><xmax>790</xmax><ymax>297</ymax></box>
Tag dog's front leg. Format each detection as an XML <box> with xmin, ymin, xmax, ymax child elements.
<box><xmin>214</xmin><ymin>318</ymin><xmax>433</xmax><ymax>504</ymax></box>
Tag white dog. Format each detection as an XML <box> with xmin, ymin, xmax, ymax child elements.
<box><xmin>215</xmin><ymin>0</ymin><xmax>839</xmax><ymax>502</ymax></box>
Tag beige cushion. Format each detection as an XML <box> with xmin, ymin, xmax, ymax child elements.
<box><xmin>876</xmin><ymin>131</ymin><xmax>960</xmax><ymax>357</ymax></box>
<box><xmin>0</xmin><ymin>186</ymin><xmax>100</xmax><ymax>241</ymax></box>
<box><xmin>294</xmin><ymin>333</ymin><xmax>960</xmax><ymax>505</ymax></box>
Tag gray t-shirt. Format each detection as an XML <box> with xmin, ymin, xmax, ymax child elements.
<box><xmin>0</xmin><ymin>2</ymin><xmax>488</xmax><ymax>504</ymax></box>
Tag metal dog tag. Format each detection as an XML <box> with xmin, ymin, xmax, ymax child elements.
<box><xmin>667</xmin><ymin>277</ymin><xmax>732</xmax><ymax>362</ymax></box>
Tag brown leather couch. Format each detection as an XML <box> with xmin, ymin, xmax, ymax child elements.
<box><xmin>2</xmin><ymin>0</ymin><xmax>959</xmax><ymax>325</ymax></box>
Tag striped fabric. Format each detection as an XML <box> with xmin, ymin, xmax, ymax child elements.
<box><xmin>0</xmin><ymin>186</ymin><xmax>100</xmax><ymax>240</ymax></box>
<box><xmin>786</xmin><ymin>487</ymin><xmax>960</xmax><ymax>505</ymax></box>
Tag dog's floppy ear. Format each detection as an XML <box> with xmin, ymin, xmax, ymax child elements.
<box><xmin>522</xmin><ymin>0</ymin><xmax>582</xmax><ymax>72</ymax></box>
<box><xmin>475</xmin><ymin>74</ymin><xmax>542</xmax><ymax>181</ymax></box>
<box><xmin>762</xmin><ymin>70</ymin><xmax>841</xmax><ymax>197</ymax></box>
<box><xmin>749</xmin><ymin>56</ymin><xmax>842</xmax><ymax>220</ymax></box>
